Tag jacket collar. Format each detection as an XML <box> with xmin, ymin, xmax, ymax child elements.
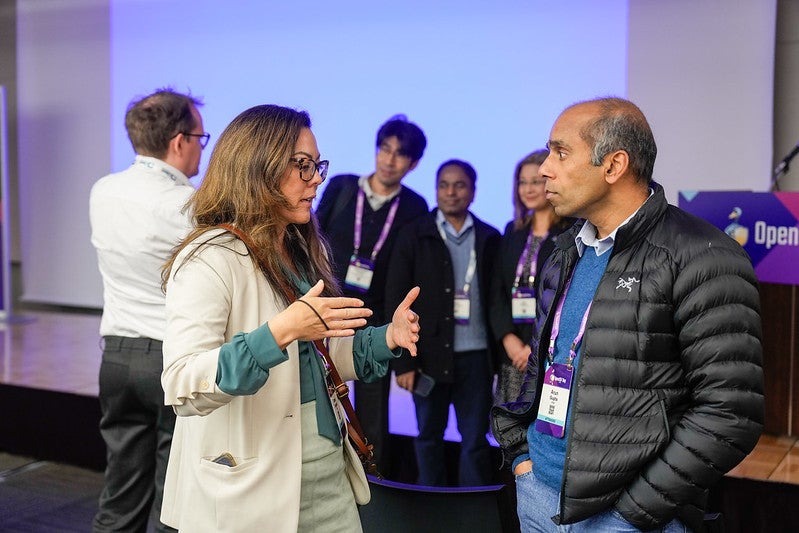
<box><xmin>554</xmin><ymin>182</ymin><xmax>667</xmax><ymax>255</ymax></box>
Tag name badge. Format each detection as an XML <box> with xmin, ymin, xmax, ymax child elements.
<box><xmin>344</xmin><ymin>257</ymin><xmax>374</xmax><ymax>293</ymax></box>
<box><xmin>511</xmin><ymin>288</ymin><xmax>536</xmax><ymax>323</ymax></box>
<box><xmin>454</xmin><ymin>291</ymin><xmax>470</xmax><ymax>324</ymax></box>
<box><xmin>534</xmin><ymin>362</ymin><xmax>573</xmax><ymax>438</ymax></box>
<box><xmin>326</xmin><ymin>370</ymin><xmax>347</xmax><ymax>439</ymax></box>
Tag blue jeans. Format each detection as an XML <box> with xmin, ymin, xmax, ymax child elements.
<box><xmin>515</xmin><ymin>469</ymin><xmax>692</xmax><ymax>533</ymax></box>
<box><xmin>413</xmin><ymin>349</ymin><xmax>493</xmax><ymax>486</ymax></box>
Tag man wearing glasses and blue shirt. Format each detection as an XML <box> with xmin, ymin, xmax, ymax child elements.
<box><xmin>90</xmin><ymin>88</ymin><xmax>208</xmax><ymax>532</ymax></box>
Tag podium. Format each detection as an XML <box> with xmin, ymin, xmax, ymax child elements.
<box><xmin>680</xmin><ymin>190</ymin><xmax>799</xmax><ymax>436</ymax></box>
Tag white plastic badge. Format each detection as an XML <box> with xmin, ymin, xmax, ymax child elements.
<box><xmin>512</xmin><ymin>288</ymin><xmax>536</xmax><ymax>323</ymax></box>
<box><xmin>328</xmin><ymin>381</ymin><xmax>347</xmax><ymax>439</ymax></box>
<box><xmin>344</xmin><ymin>257</ymin><xmax>374</xmax><ymax>292</ymax></box>
<box><xmin>534</xmin><ymin>362</ymin><xmax>573</xmax><ymax>438</ymax></box>
<box><xmin>454</xmin><ymin>292</ymin><xmax>470</xmax><ymax>324</ymax></box>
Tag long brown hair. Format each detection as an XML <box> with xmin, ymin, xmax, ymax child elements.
<box><xmin>162</xmin><ymin>104</ymin><xmax>339</xmax><ymax>302</ymax></box>
<box><xmin>511</xmin><ymin>149</ymin><xmax>558</xmax><ymax>231</ymax></box>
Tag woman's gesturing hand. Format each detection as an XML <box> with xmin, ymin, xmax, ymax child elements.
<box><xmin>269</xmin><ymin>280</ymin><xmax>372</xmax><ymax>348</ymax></box>
<box><xmin>387</xmin><ymin>286</ymin><xmax>421</xmax><ymax>356</ymax></box>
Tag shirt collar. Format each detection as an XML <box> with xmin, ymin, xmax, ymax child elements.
<box><xmin>575</xmin><ymin>187</ymin><xmax>654</xmax><ymax>257</ymax></box>
<box><xmin>436</xmin><ymin>209</ymin><xmax>474</xmax><ymax>238</ymax></box>
<box><xmin>359</xmin><ymin>174</ymin><xmax>401</xmax><ymax>210</ymax></box>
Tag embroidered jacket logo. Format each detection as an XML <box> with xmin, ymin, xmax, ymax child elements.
<box><xmin>616</xmin><ymin>276</ymin><xmax>640</xmax><ymax>293</ymax></box>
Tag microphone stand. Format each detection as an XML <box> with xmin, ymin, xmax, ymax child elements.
<box><xmin>772</xmin><ymin>142</ymin><xmax>799</xmax><ymax>191</ymax></box>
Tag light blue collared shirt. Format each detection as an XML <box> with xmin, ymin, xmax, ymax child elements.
<box><xmin>575</xmin><ymin>188</ymin><xmax>654</xmax><ymax>257</ymax></box>
<box><xmin>435</xmin><ymin>210</ymin><xmax>488</xmax><ymax>352</ymax></box>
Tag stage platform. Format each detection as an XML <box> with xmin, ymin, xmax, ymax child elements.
<box><xmin>1</xmin><ymin>308</ymin><xmax>798</xmax><ymax>532</ymax></box>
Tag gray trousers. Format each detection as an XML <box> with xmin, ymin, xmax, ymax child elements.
<box><xmin>299</xmin><ymin>401</ymin><xmax>362</xmax><ymax>533</ymax></box>
<box><xmin>92</xmin><ymin>336</ymin><xmax>176</xmax><ymax>533</ymax></box>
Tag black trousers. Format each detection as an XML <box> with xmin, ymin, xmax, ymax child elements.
<box><xmin>92</xmin><ymin>336</ymin><xmax>176</xmax><ymax>533</ymax></box>
<box><xmin>354</xmin><ymin>374</ymin><xmax>392</xmax><ymax>469</ymax></box>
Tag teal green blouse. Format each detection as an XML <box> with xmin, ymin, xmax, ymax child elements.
<box><xmin>215</xmin><ymin>278</ymin><xmax>400</xmax><ymax>445</ymax></box>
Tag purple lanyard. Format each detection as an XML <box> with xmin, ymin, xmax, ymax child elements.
<box><xmin>547</xmin><ymin>274</ymin><xmax>592</xmax><ymax>369</ymax></box>
<box><xmin>513</xmin><ymin>230</ymin><xmax>542</xmax><ymax>289</ymax></box>
<box><xmin>353</xmin><ymin>187</ymin><xmax>400</xmax><ymax>261</ymax></box>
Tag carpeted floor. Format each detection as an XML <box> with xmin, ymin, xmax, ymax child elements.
<box><xmin>0</xmin><ymin>453</ymin><xmax>103</xmax><ymax>532</ymax></box>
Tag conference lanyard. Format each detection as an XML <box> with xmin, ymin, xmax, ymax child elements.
<box><xmin>344</xmin><ymin>188</ymin><xmax>400</xmax><ymax>293</ymax></box>
<box><xmin>513</xmin><ymin>230</ymin><xmax>541</xmax><ymax>290</ymax></box>
<box><xmin>439</xmin><ymin>223</ymin><xmax>476</xmax><ymax>324</ymax></box>
<box><xmin>547</xmin><ymin>274</ymin><xmax>593</xmax><ymax>369</ymax></box>
<box><xmin>352</xmin><ymin>187</ymin><xmax>400</xmax><ymax>262</ymax></box>
<box><xmin>437</xmin><ymin>223</ymin><xmax>477</xmax><ymax>296</ymax></box>
<box><xmin>134</xmin><ymin>155</ymin><xmax>185</xmax><ymax>184</ymax></box>
<box><xmin>511</xmin><ymin>230</ymin><xmax>541</xmax><ymax>323</ymax></box>
<box><xmin>534</xmin><ymin>274</ymin><xmax>592</xmax><ymax>438</ymax></box>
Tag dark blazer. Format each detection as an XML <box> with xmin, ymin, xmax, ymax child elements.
<box><xmin>316</xmin><ymin>174</ymin><xmax>428</xmax><ymax>324</ymax></box>
<box><xmin>385</xmin><ymin>208</ymin><xmax>501</xmax><ymax>383</ymax></box>
<box><xmin>489</xmin><ymin>217</ymin><xmax>576</xmax><ymax>363</ymax></box>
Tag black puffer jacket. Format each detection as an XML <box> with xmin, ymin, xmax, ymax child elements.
<box><xmin>491</xmin><ymin>184</ymin><xmax>764</xmax><ymax>532</ymax></box>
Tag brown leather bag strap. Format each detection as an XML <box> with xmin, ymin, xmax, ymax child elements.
<box><xmin>312</xmin><ymin>340</ymin><xmax>369</xmax><ymax>445</ymax></box>
<box><xmin>218</xmin><ymin>223</ymin><xmax>296</xmax><ymax>303</ymax></box>
<box><xmin>217</xmin><ymin>224</ymin><xmax>375</xmax><ymax>463</ymax></box>
<box><xmin>219</xmin><ymin>223</ymin><xmax>262</xmax><ymax>262</ymax></box>
<box><xmin>314</xmin><ymin>338</ymin><xmax>378</xmax><ymax>473</ymax></box>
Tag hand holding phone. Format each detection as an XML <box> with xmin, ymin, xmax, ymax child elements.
<box><xmin>412</xmin><ymin>372</ymin><xmax>435</xmax><ymax>397</ymax></box>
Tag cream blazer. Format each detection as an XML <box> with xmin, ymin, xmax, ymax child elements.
<box><xmin>160</xmin><ymin>229</ymin><xmax>359</xmax><ymax>532</ymax></box>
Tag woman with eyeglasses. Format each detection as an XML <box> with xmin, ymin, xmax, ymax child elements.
<box><xmin>159</xmin><ymin>104</ymin><xmax>420</xmax><ymax>532</ymax></box>
<box><xmin>490</xmin><ymin>149</ymin><xmax>575</xmax><ymax>406</ymax></box>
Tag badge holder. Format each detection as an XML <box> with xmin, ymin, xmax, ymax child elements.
<box><xmin>454</xmin><ymin>291</ymin><xmax>470</xmax><ymax>325</ymax></box>
<box><xmin>534</xmin><ymin>362</ymin><xmax>573</xmax><ymax>438</ymax></box>
<box><xmin>511</xmin><ymin>287</ymin><xmax>536</xmax><ymax>323</ymax></box>
<box><xmin>344</xmin><ymin>256</ymin><xmax>374</xmax><ymax>293</ymax></box>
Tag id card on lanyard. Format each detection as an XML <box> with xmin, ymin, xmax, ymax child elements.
<box><xmin>318</xmin><ymin>341</ymin><xmax>347</xmax><ymax>439</ymax></box>
<box><xmin>344</xmin><ymin>188</ymin><xmax>400</xmax><ymax>293</ymax></box>
<box><xmin>344</xmin><ymin>257</ymin><xmax>374</xmax><ymax>292</ymax></box>
<box><xmin>453</xmin><ymin>291</ymin><xmax>471</xmax><ymax>324</ymax></box>
<box><xmin>439</xmin><ymin>223</ymin><xmax>476</xmax><ymax>325</ymax></box>
<box><xmin>511</xmin><ymin>288</ymin><xmax>536</xmax><ymax>323</ymax></box>
<box><xmin>511</xmin><ymin>230</ymin><xmax>541</xmax><ymax>323</ymax></box>
<box><xmin>534</xmin><ymin>277</ymin><xmax>592</xmax><ymax>438</ymax></box>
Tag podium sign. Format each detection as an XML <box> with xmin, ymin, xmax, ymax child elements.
<box><xmin>679</xmin><ymin>191</ymin><xmax>799</xmax><ymax>286</ymax></box>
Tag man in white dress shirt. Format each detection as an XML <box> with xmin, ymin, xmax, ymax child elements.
<box><xmin>89</xmin><ymin>88</ymin><xmax>207</xmax><ymax>532</ymax></box>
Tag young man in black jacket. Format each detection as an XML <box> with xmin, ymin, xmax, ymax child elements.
<box><xmin>387</xmin><ymin>159</ymin><xmax>500</xmax><ymax>487</ymax></box>
<box><xmin>491</xmin><ymin>97</ymin><xmax>763</xmax><ymax>532</ymax></box>
<box><xmin>316</xmin><ymin>115</ymin><xmax>428</xmax><ymax>469</ymax></box>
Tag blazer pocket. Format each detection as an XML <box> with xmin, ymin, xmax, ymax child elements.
<box><xmin>199</xmin><ymin>455</ymin><xmax>259</xmax><ymax>474</ymax></box>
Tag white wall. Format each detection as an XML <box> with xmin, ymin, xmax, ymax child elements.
<box><xmin>628</xmin><ymin>0</ymin><xmax>776</xmax><ymax>201</ymax></box>
<box><xmin>774</xmin><ymin>0</ymin><xmax>799</xmax><ymax>190</ymax></box>
<box><xmin>15</xmin><ymin>0</ymin><xmax>777</xmax><ymax>308</ymax></box>
<box><xmin>17</xmin><ymin>0</ymin><xmax>110</xmax><ymax>307</ymax></box>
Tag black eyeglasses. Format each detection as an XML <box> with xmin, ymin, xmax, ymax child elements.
<box><xmin>290</xmin><ymin>157</ymin><xmax>329</xmax><ymax>182</ymax></box>
<box><xmin>181</xmin><ymin>132</ymin><xmax>211</xmax><ymax>148</ymax></box>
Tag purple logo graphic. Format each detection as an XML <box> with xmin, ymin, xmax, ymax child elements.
<box><xmin>680</xmin><ymin>191</ymin><xmax>799</xmax><ymax>286</ymax></box>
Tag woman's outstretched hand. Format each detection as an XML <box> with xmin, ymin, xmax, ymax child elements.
<box><xmin>269</xmin><ymin>280</ymin><xmax>373</xmax><ymax>348</ymax></box>
<box><xmin>387</xmin><ymin>286</ymin><xmax>421</xmax><ymax>356</ymax></box>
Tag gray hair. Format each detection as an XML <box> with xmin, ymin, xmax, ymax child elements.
<box><xmin>576</xmin><ymin>97</ymin><xmax>657</xmax><ymax>182</ymax></box>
